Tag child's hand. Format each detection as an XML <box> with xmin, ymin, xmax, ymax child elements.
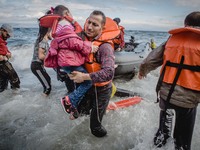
<box><xmin>91</xmin><ymin>43</ymin><xmax>99</xmax><ymax>53</ymax></box>
<box><xmin>6</xmin><ymin>52</ymin><xmax>11</xmax><ymax>58</ymax></box>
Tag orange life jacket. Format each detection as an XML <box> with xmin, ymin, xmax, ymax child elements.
<box><xmin>39</xmin><ymin>14</ymin><xmax>82</xmax><ymax>37</ymax></box>
<box><xmin>39</xmin><ymin>14</ymin><xmax>60</xmax><ymax>28</ymax></box>
<box><xmin>40</xmin><ymin>15</ymin><xmax>120</xmax><ymax>86</ymax></box>
<box><xmin>161</xmin><ymin>27</ymin><xmax>200</xmax><ymax>91</ymax></box>
<box><xmin>112</xmin><ymin>25</ymin><xmax>125</xmax><ymax>47</ymax></box>
<box><xmin>84</xmin><ymin>17</ymin><xmax>120</xmax><ymax>86</ymax></box>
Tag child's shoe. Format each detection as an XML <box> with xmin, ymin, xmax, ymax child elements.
<box><xmin>43</xmin><ymin>88</ymin><xmax>51</xmax><ymax>96</ymax></box>
<box><xmin>60</xmin><ymin>96</ymin><xmax>71</xmax><ymax>114</ymax></box>
<box><xmin>69</xmin><ymin>107</ymin><xmax>79</xmax><ymax>120</ymax></box>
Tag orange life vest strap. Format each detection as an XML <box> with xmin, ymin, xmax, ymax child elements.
<box><xmin>162</xmin><ymin>27</ymin><xmax>200</xmax><ymax>91</ymax></box>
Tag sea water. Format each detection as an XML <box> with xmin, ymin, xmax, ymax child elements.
<box><xmin>0</xmin><ymin>28</ymin><xmax>199</xmax><ymax>150</ymax></box>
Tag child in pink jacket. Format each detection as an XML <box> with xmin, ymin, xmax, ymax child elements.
<box><xmin>50</xmin><ymin>5</ymin><xmax>98</xmax><ymax>120</ymax></box>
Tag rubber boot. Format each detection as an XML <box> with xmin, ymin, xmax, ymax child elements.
<box><xmin>154</xmin><ymin>109</ymin><xmax>174</xmax><ymax>147</ymax></box>
<box><xmin>91</xmin><ymin>125</ymin><xmax>107</xmax><ymax>137</ymax></box>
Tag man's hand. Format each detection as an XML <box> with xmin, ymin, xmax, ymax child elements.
<box><xmin>138</xmin><ymin>72</ymin><xmax>145</xmax><ymax>80</ymax></box>
<box><xmin>115</xmin><ymin>47</ymin><xmax>122</xmax><ymax>51</ymax></box>
<box><xmin>68</xmin><ymin>71</ymin><xmax>91</xmax><ymax>83</ymax></box>
<box><xmin>6</xmin><ymin>52</ymin><xmax>11</xmax><ymax>58</ymax></box>
<box><xmin>0</xmin><ymin>55</ymin><xmax>4</xmax><ymax>61</ymax></box>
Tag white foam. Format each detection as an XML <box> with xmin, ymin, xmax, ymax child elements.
<box><xmin>1</xmin><ymin>30</ymin><xmax>199</xmax><ymax>150</ymax></box>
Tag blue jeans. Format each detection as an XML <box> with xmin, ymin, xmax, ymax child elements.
<box><xmin>62</xmin><ymin>66</ymin><xmax>92</xmax><ymax>108</ymax></box>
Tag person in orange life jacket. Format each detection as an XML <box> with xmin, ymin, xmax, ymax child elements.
<box><xmin>51</xmin><ymin>5</ymin><xmax>94</xmax><ymax>94</ymax></box>
<box><xmin>31</xmin><ymin>25</ymin><xmax>52</xmax><ymax>96</ymax></box>
<box><xmin>0</xmin><ymin>24</ymin><xmax>20</xmax><ymax>92</ymax></box>
<box><xmin>51</xmin><ymin>5</ymin><xmax>99</xmax><ymax>120</ymax></box>
<box><xmin>68</xmin><ymin>10</ymin><xmax>115</xmax><ymax>137</ymax></box>
<box><xmin>113</xmin><ymin>17</ymin><xmax>125</xmax><ymax>51</ymax></box>
<box><xmin>138</xmin><ymin>11</ymin><xmax>200</xmax><ymax>150</ymax></box>
<box><xmin>42</xmin><ymin>6</ymin><xmax>77</xmax><ymax>94</ymax></box>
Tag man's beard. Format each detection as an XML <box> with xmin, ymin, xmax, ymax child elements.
<box><xmin>2</xmin><ymin>35</ymin><xmax>8</xmax><ymax>41</ymax></box>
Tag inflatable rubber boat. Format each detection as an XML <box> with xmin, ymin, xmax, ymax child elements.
<box><xmin>114</xmin><ymin>42</ymin><xmax>151</xmax><ymax>76</ymax></box>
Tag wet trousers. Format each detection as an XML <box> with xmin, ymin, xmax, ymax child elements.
<box><xmin>77</xmin><ymin>83</ymin><xmax>112</xmax><ymax>137</ymax></box>
<box><xmin>0</xmin><ymin>61</ymin><xmax>20</xmax><ymax>92</ymax></box>
<box><xmin>86</xmin><ymin>84</ymin><xmax>112</xmax><ymax>131</ymax></box>
<box><xmin>31</xmin><ymin>61</ymin><xmax>51</xmax><ymax>94</ymax></box>
<box><xmin>158</xmin><ymin>99</ymin><xmax>197</xmax><ymax>150</ymax></box>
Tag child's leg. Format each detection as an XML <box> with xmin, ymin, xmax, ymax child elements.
<box><xmin>57</xmin><ymin>67</ymin><xmax>76</xmax><ymax>93</ymax></box>
<box><xmin>31</xmin><ymin>62</ymin><xmax>51</xmax><ymax>95</ymax></box>
<box><xmin>60</xmin><ymin>66</ymin><xmax>92</xmax><ymax>119</ymax></box>
<box><xmin>68</xmin><ymin>66</ymin><xmax>92</xmax><ymax>108</ymax></box>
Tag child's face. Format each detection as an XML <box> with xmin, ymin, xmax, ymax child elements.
<box><xmin>63</xmin><ymin>10</ymin><xmax>73</xmax><ymax>18</ymax></box>
<box><xmin>67</xmin><ymin>12</ymin><xmax>73</xmax><ymax>18</ymax></box>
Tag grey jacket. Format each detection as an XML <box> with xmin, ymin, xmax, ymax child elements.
<box><xmin>139</xmin><ymin>42</ymin><xmax>200</xmax><ymax>109</ymax></box>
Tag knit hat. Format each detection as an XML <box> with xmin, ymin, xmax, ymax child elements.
<box><xmin>113</xmin><ymin>18</ymin><xmax>121</xmax><ymax>25</ymax></box>
<box><xmin>1</xmin><ymin>24</ymin><xmax>13</xmax><ymax>37</ymax></box>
